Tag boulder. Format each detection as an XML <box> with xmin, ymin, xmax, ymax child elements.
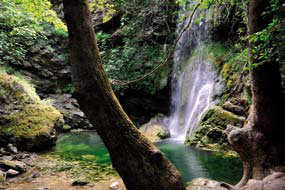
<box><xmin>242</xmin><ymin>172</ymin><xmax>285</xmax><ymax>190</ymax></box>
<box><xmin>0</xmin><ymin>103</ymin><xmax>63</xmax><ymax>151</ymax></box>
<box><xmin>6</xmin><ymin>169</ymin><xmax>19</xmax><ymax>177</ymax></box>
<box><xmin>0</xmin><ymin>160</ymin><xmax>26</xmax><ymax>172</ymax></box>
<box><xmin>0</xmin><ymin>73</ymin><xmax>64</xmax><ymax>151</ymax></box>
<box><xmin>139</xmin><ymin>114</ymin><xmax>170</xmax><ymax>142</ymax></box>
<box><xmin>199</xmin><ymin>106</ymin><xmax>245</xmax><ymax>129</ymax></box>
<box><xmin>110</xmin><ymin>181</ymin><xmax>120</xmax><ymax>190</ymax></box>
<box><xmin>185</xmin><ymin>106</ymin><xmax>245</xmax><ymax>151</ymax></box>
<box><xmin>187</xmin><ymin>178</ymin><xmax>229</xmax><ymax>190</ymax></box>
<box><xmin>47</xmin><ymin>94</ymin><xmax>93</xmax><ymax>131</ymax></box>
<box><xmin>7</xmin><ymin>144</ymin><xmax>18</xmax><ymax>154</ymax></box>
<box><xmin>222</xmin><ymin>101</ymin><xmax>245</xmax><ymax>116</ymax></box>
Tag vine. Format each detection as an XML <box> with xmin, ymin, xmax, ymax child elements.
<box><xmin>109</xmin><ymin>0</ymin><xmax>202</xmax><ymax>86</ymax></box>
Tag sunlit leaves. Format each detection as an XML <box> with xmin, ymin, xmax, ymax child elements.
<box><xmin>13</xmin><ymin>0</ymin><xmax>66</xmax><ymax>30</ymax></box>
<box><xmin>89</xmin><ymin>0</ymin><xmax>117</xmax><ymax>23</ymax></box>
<box><xmin>248</xmin><ymin>15</ymin><xmax>280</xmax><ymax>67</ymax></box>
<box><xmin>0</xmin><ymin>0</ymin><xmax>66</xmax><ymax>65</ymax></box>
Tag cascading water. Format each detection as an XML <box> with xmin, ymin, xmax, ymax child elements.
<box><xmin>167</xmin><ymin>1</ymin><xmax>216</xmax><ymax>141</ymax></box>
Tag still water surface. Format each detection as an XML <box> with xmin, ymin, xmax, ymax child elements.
<box><xmin>55</xmin><ymin>131</ymin><xmax>242</xmax><ymax>184</ymax></box>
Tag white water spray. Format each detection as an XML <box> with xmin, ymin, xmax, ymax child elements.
<box><xmin>167</xmin><ymin>2</ymin><xmax>216</xmax><ymax>141</ymax></box>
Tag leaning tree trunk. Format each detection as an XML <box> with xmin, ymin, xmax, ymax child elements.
<box><xmin>228</xmin><ymin>0</ymin><xmax>285</xmax><ymax>188</ymax></box>
<box><xmin>62</xmin><ymin>0</ymin><xmax>185</xmax><ymax>190</ymax></box>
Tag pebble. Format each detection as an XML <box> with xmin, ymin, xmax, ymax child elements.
<box><xmin>6</xmin><ymin>169</ymin><xmax>19</xmax><ymax>177</ymax></box>
<box><xmin>7</xmin><ymin>144</ymin><xmax>18</xmax><ymax>154</ymax></box>
<box><xmin>110</xmin><ymin>181</ymin><xmax>120</xmax><ymax>190</ymax></box>
<box><xmin>35</xmin><ymin>187</ymin><xmax>49</xmax><ymax>190</ymax></box>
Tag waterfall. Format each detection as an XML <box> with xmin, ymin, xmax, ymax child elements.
<box><xmin>167</xmin><ymin>1</ymin><xmax>216</xmax><ymax>141</ymax></box>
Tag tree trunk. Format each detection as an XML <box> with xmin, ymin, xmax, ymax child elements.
<box><xmin>228</xmin><ymin>0</ymin><xmax>285</xmax><ymax>188</ymax></box>
<box><xmin>62</xmin><ymin>0</ymin><xmax>185</xmax><ymax>189</ymax></box>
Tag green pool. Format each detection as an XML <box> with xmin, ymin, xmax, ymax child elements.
<box><xmin>55</xmin><ymin>131</ymin><xmax>242</xmax><ymax>184</ymax></box>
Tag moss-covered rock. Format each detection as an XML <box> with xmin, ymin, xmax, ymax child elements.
<box><xmin>0</xmin><ymin>73</ymin><xmax>64</xmax><ymax>151</ymax></box>
<box><xmin>0</xmin><ymin>104</ymin><xmax>63</xmax><ymax>151</ymax></box>
<box><xmin>0</xmin><ymin>73</ymin><xmax>39</xmax><ymax>106</ymax></box>
<box><xmin>199</xmin><ymin>106</ymin><xmax>245</xmax><ymax>129</ymax></box>
<box><xmin>185</xmin><ymin>106</ymin><xmax>245</xmax><ymax>152</ymax></box>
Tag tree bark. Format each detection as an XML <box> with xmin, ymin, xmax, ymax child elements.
<box><xmin>62</xmin><ymin>0</ymin><xmax>185</xmax><ymax>189</ymax></box>
<box><xmin>228</xmin><ymin>0</ymin><xmax>285</xmax><ymax>188</ymax></box>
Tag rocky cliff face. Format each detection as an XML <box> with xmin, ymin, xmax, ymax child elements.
<box><xmin>8</xmin><ymin>29</ymin><xmax>71</xmax><ymax>95</ymax></box>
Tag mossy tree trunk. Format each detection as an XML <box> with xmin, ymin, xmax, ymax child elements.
<box><xmin>62</xmin><ymin>0</ymin><xmax>185</xmax><ymax>189</ymax></box>
<box><xmin>228</xmin><ymin>0</ymin><xmax>285</xmax><ymax>188</ymax></box>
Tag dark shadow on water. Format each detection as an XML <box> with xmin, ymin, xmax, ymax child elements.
<box><xmin>55</xmin><ymin>131</ymin><xmax>242</xmax><ymax>184</ymax></box>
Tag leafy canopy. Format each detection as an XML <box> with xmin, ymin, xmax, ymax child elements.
<box><xmin>0</xmin><ymin>0</ymin><xmax>66</xmax><ymax>65</ymax></box>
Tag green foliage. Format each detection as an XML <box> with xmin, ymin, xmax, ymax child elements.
<box><xmin>96</xmin><ymin>31</ymin><xmax>111</xmax><ymax>50</ymax></box>
<box><xmin>208</xmin><ymin>43</ymin><xmax>248</xmax><ymax>75</ymax></box>
<box><xmin>102</xmin><ymin>38</ymin><xmax>166</xmax><ymax>94</ymax></box>
<box><xmin>200</xmin><ymin>0</ymin><xmax>280</xmax><ymax>69</ymax></box>
<box><xmin>205</xmin><ymin>43</ymin><xmax>249</xmax><ymax>103</ymax></box>
<box><xmin>89</xmin><ymin>0</ymin><xmax>116</xmax><ymax>23</ymax></box>
<box><xmin>96</xmin><ymin>0</ymin><xmax>177</xmax><ymax>94</ymax></box>
<box><xmin>248</xmin><ymin>17</ymin><xmax>280</xmax><ymax>67</ymax></box>
<box><xmin>63</xmin><ymin>84</ymin><xmax>73</xmax><ymax>94</ymax></box>
<box><xmin>50</xmin><ymin>27</ymin><xmax>68</xmax><ymax>39</ymax></box>
<box><xmin>198</xmin><ymin>0</ymin><xmax>245</xmax><ymax>9</ymax></box>
<box><xmin>246</xmin><ymin>0</ymin><xmax>280</xmax><ymax>68</ymax></box>
<box><xmin>176</xmin><ymin>0</ymin><xmax>243</xmax><ymax>9</ymax></box>
<box><xmin>0</xmin><ymin>0</ymin><xmax>66</xmax><ymax>66</ymax></box>
<box><xmin>1</xmin><ymin>0</ymin><xmax>65</xmax><ymax>30</ymax></box>
<box><xmin>0</xmin><ymin>65</ymin><xmax>16</xmax><ymax>74</ymax></box>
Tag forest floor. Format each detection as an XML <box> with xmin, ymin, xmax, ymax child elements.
<box><xmin>1</xmin><ymin>154</ymin><xmax>126</xmax><ymax>190</ymax></box>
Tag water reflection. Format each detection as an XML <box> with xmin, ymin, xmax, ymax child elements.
<box><xmin>157</xmin><ymin>139</ymin><xmax>210</xmax><ymax>182</ymax></box>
